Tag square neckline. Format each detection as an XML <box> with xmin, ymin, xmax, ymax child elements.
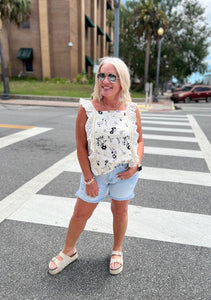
<box><xmin>90</xmin><ymin>100</ymin><xmax>128</xmax><ymax>112</ymax></box>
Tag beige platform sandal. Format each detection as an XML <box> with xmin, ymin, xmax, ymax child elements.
<box><xmin>49</xmin><ymin>251</ymin><xmax>78</xmax><ymax>275</ymax></box>
<box><xmin>110</xmin><ymin>250</ymin><xmax>123</xmax><ymax>275</ymax></box>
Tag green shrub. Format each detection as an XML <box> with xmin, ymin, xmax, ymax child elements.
<box><xmin>75</xmin><ymin>73</ymin><xmax>89</xmax><ymax>84</ymax></box>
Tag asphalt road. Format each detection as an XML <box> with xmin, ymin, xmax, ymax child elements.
<box><xmin>0</xmin><ymin>101</ymin><xmax>211</xmax><ymax>300</ymax></box>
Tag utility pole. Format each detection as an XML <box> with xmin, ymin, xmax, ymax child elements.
<box><xmin>153</xmin><ymin>27</ymin><xmax>164</xmax><ymax>102</ymax></box>
<box><xmin>114</xmin><ymin>0</ymin><xmax>120</xmax><ymax>57</ymax></box>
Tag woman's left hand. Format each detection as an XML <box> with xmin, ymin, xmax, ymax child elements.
<box><xmin>117</xmin><ymin>166</ymin><xmax>137</xmax><ymax>180</ymax></box>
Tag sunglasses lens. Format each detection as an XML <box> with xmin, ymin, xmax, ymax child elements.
<box><xmin>97</xmin><ymin>73</ymin><xmax>118</xmax><ymax>83</ymax></box>
<box><xmin>108</xmin><ymin>74</ymin><xmax>117</xmax><ymax>83</ymax></box>
<box><xmin>97</xmin><ymin>73</ymin><xmax>105</xmax><ymax>81</ymax></box>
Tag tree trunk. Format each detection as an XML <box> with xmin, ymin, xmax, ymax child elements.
<box><xmin>1</xmin><ymin>21</ymin><xmax>10</xmax><ymax>93</ymax></box>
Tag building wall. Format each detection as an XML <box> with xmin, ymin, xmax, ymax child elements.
<box><xmin>69</xmin><ymin>0</ymin><xmax>82</xmax><ymax>78</ymax></box>
<box><xmin>6</xmin><ymin>0</ymin><xmax>113</xmax><ymax>80</ymax></box>
<box><xmin>8</xmin><ymin>0</ymin><xmax>42</xmax><ymax>78</ymax></box>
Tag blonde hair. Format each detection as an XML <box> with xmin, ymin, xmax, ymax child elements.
<box><xmin>92</xmin><ymin>57</ymin><xmax>132</xmax><ymax>103</ymax></box>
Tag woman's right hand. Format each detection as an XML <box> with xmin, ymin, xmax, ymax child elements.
<box><xmin>85</xmin><ymin>180</ymin><xmax>99</xmax><ymax>198</ymax></box>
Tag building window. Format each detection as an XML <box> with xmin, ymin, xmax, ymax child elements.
<box><xmin>107</xmin><ymin>1</ymin><xmax>112</xmax><ymax>10</ymax></box>
<box><xmin>25</xmin><ymin>61</ymin><xmax>33</xmax><ymax>72</ymax></box>
<box><xmin>85</xmin><ymin>15</ymin><xmax>95</xmax><ymax>40</ymax></box>
<box><xmin>21</xmin><ymin>19</ymin><xmax>30</xmax><ymax>28</ymax></box>
<box><xmin>17</xmin><ymin>48</ymin><xmax>33</xmax><ymax>73</ymax></box>
<box><xmin>85</xmin><ymin>55</ymin><xmax>94</xmax><ymax>73</ymax></box>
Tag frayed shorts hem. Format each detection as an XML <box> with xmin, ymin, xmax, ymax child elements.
<box><xmin>75</xmin><ymin>164</ymin><xmax>139</xmax><ymax>204</ymax></box>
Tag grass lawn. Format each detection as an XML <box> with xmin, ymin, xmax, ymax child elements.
<box><xmin>0</xmin><ymin>79</ymin><xmax>145</xmax><ymax>99</ymax></box>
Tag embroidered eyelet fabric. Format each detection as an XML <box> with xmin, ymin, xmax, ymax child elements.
<box><xmin>80</xmin><ymin>98</ymin><xmax>139</xmax><ymax>175</ymax></box>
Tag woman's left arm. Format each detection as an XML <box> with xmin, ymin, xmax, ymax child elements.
<box><xmin>135</xmin><ymin>106</ymin><xmax>144</xmax><ymax>165</ymax></box>
<box><xmin>118</xmin><ymin>107</ymin><xmax>144</xmax><ymax>179</ymax></box>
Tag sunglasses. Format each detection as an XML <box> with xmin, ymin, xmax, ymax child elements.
<box><xmin>97</xmin><ymin>72</ymin><xmax>119</xmax><ymax>83</ymax></box>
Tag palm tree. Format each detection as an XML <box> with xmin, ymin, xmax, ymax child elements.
<box><xmin>0</xmin><ymin>0</ymin><xmax>31</xmax><ymax>96</ymax></box>
<box><xmin>134</xmin><ymin>0</ymin><xmax>168</xmax><ymax>86</ymax></box>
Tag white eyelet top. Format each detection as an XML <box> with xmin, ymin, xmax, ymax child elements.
<box><xmin>80</xmin><ymin>98</ymin><xmax>139</xmax><ymax>176</ymax></box>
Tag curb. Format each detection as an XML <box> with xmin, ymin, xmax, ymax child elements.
<box><xmin>0</xmin><ymin>94</ymin><xmax>174</xmax><ymax>111</ymax></box>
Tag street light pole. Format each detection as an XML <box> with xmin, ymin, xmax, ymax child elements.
<box><xmin>153</xmin><ymin>27</ymin><xmax>164</xmax><ymax>102</ymax></box>
<box><xmin>114</xmin><ymin>0</ymin><xmax>120</xmax><ymax>57</ymax></box>
<box><xmin>0</xmin><ymin>38</ymin><xmax>9</xmax><ymax>99</ymax></box>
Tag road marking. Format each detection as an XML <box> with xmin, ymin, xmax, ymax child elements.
<box><xmin>144</xmin><ymin>146</ymin><xmax>203</xmax><ymax>158</ymax></box>
<box><xmin>188</xmin><ymin>115</ymin><xmax>211</xmax><ymax>172</ymax></box>
<box><xmin>142</xmin><ymin>126</ymin><xmax>193</xmax><ymax>133</ymax></box>
<box><xmin>179</xmin><ymin>106</ymin><xmax>211</xmax><ymax>111</ymax></box>
<box><xmin>0</xmin><ymin>127</ymin><xmax>52</xmax><ymax>149</ymax></box>
<box><xmin>1</xmin><ymin>148</ymin><xmax>210</xmax><ymax>225</ymax></box>
<box><xmin>142</xmin><ymin>120</ymin><xmax>191</xmax><ymax>126</ymax></box>
<box><xmin>138</xmin><ymin>104</ymin><xmax>152</xmax><ymax>110</ymax></box>
<box><xmin>0</xmin><ymin>124</ymin><xmax>34</xmax><ymax>129</ymax></box>
<box><xmin>7</xmin><ymin>194</ymin><xmax>211</xmax><ymax>248</ymax></box>
<box><xmin>140</xmin><ymin>167</ymin><xmax>211</xmax><ymax>186</ymax></box>
<box><xmin>191</xmin><ymin>114</ymin><xmax>211</xmax><ymax>117</ymax></box>
<box><xmin>143</xmin><ymin>134</ymin><xmax>197</xmax><ymax>142</ymax></box>
<box><xmin>141</xmin><ymin>116</ymin><xmax>188</xmax><ymax>121</ymax></box>
<box><xmin>142</xmin><ymin>113</ymin><xmax>187</xmax><ymax>118</ymax></box>
<box><xmin>63</xmin><ymin>151</ymin><xmax>211</xmax><ymax>186</ymax></box>
<box><xmin>0</xmin><ymin>152</ymin><xmax>77</xmax><ymax>223</ymax></box>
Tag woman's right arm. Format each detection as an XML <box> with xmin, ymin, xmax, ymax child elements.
<box><xmin>76</xmin><ymin>105</ymin><xmax>99</xmax><ymax>197</ymax></box>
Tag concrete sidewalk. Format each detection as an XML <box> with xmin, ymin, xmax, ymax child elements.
<box><xmin>0</xmin><ymin>92</ymin><xmax>174</xmax><ymax>111</ymax></box>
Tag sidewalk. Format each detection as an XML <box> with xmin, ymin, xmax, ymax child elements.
<box><xmin>0</xmin><ymin>92</ymin><xmax>174</xmax><ymax>111</ymax></box>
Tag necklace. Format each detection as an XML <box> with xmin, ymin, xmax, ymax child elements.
<box><xmin>101</xmin><ymin>99</ymin><xmax>122</xmax><ymax>110</ymax></box>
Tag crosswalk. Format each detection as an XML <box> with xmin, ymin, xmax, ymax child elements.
<box><xmin>1</xmin><ymin>113</ymin><xmax>211</xmax><ymax>249</ymax></box>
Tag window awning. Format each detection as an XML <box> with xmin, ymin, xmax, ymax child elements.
<box><xmin>107</xmin><ymin>1</ymin><xmax>112</xmax><ymax>10</ymax></box>
<box><xmin>86</xmin><ymin>55</ymin><xmax>94</xmax><ymax>67</ymax></box>
<box><xmin>97</xmin><ymin>25</ymin><xmax>104</xmax><ymax>36</ymax></box>
<box><xmin>85</xmin><ymin>15</ymin><xmax>95</xmax><ymax>28</ymax></box>
<box><xmin>17</xmin><ymin>48</ymin><xmax>33</xmax><ymax>61</ymax></box>
<box><xmin>106</xmin><ymin>33</ymin><xmax>112</xmax><ymax>42</ymax></box>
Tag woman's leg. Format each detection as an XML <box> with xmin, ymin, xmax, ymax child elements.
<box><xmin>110</xmin><ymin>199</ymin><xmax>129</xmax><ymax>269</ymax></box>
<box><xmin>49</xmin><ymin>197</ymin><xmax>98</xmax><ymax>270</ymax></box>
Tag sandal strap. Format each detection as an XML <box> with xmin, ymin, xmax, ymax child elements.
<box><xmin>50</xmin><ymin>251</ymin><xmax>77</xmax><ymax>267</ymax></box>
<box><xmin>111</xmin><ymin>250</ymin><xmax>122</xmax><ymax>256</ymax></box>
<box><xmin>110</xmin><ymin>257</ymin><xmax>122</xmax><ymax>264</ymax></box>
<box><xmin>110</xmin><ymin>250</ymin><xmax>123</xmax><ymax>266</ymax></box>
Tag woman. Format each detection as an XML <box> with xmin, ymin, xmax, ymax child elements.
<box><xmin>49</xmin><ymin>57</ymin><xmax>144</xmax><ymax>275</ymax></box>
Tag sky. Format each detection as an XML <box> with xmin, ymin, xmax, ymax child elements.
<box><xmin>120</xmin><ymin>0</ymin><xmax>211</xmax><ymax>83</ymax></box>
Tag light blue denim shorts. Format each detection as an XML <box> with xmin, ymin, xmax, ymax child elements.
<box><xmin>76</xmin><ymin>164</ymin><xmax>139</xmax><ymax>203</ymax></box>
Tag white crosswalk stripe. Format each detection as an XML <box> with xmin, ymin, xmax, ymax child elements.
<box><xmin>142</xmin><ymin>120</ymin><xmax>191</xmax><ymax>126</ymax></box>
<box><xmin>2</xmin><ymin>113</ymin><xmax>211</xmax><ymax>249</ymax></box>
<box><xmin>141</xmin><ymin>116</ymin><xmax>189</xmax><ymax>121</ymax></box>
<box><xmin>8</xmin><ymin>194</ymin><xmax>211</xmax><ymax>248</ymax></box>
<box><xmin>143</xmin><ymin>134</ymin><xmax>197</xmax><ymax>142</ymax></box>
<box><xmin>144</xmin><ymin>146</ymin><xmax>203</xmax><ymax>158</ymax></box>
<box><xmin>0</xmin><ymin>127</ymin><xmax>52</xmax><ymax>149</ymax></box>
<box><xmin>63</xmin><ymin>151</ymin><xmax>211</xmax><ymax>186</ymax></box>
<box><xmin>142</xmin><ymin>113</ymin><xmax>188</xmax><ymax>118</ymax></box>
<box><xmin>142</xmin><ymin>126</ymin><xmax>193</xmax><ymax>133</ymax></box>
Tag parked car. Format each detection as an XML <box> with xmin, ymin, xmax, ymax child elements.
<box><xmin>171</xmin><ymin>85</ymin><xmax>211</xmax><ymax>103</ymax></box>
<box><xmin>174</xmin><ymin>84</ymin><xmax>193</xmax><ymax>92</ymax></box>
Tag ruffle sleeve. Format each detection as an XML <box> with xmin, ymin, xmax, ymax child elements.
<box><xmin>127</xmin><ymin>103</ymin><xmax>139</xmax><ymax>167</ymax></box>
<box><xmin>79</xmin><ymin>98</ymin><xmax>98</xmax><ymax>173</ymax></box>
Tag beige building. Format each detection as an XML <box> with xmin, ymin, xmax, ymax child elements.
<box><xmin>3</xmin><ymin>0</ymin><xmax>114</xmax><ymax>80</ymax></box>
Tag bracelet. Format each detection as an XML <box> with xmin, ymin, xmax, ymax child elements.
<box><xmin>84</xmin><ymin>177</ymin><xmax>95</xmax><ymax>185</ymax></box>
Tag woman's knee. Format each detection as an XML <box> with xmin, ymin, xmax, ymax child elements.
<box><xmin>111</xmin><ymin>200</ymin><xmax>129</xmax><ymax>218</ymax></box>
<box><xmin>72</xmin><ymin>198</ymin><xmax>97</xmax><ymax>221</ymax></box>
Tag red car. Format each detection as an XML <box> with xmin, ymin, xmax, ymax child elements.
<box><xmin>171</xmin><ymin>85</ymin><xmax>211</xmax><ymax>103</ymax></box>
